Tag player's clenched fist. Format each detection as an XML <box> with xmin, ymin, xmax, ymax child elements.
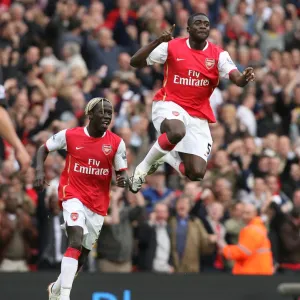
<box><xmin>116</xmin><ymin>174</ymin><xmax>128</xmax><ymax>188</ymax></box>
<box><xmin>34</xmin><ymin>171</ymin><xmax>48</xmax><ymax>191</ymax></box>
<box><xmin>158</xmin><ymin>24</ymin><xmax>175</xmax><ymax>43</ymax></box>
<box><xmin>242</xmin><ymin>67</ymin><xmax>255</xmax><ymax>82</ymax></box>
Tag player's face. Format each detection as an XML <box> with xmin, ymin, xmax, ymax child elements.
<box><xmin>91</xmin><ymin>101</ymin><xmax>113</xmax><ymax>133</ymax></box>
<box><xmin>187</xmin><ymin>15</ymin><xmax>210</xmax><ymax>42</ymax></box>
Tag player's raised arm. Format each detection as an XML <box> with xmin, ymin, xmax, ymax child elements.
<box><xmin>34</xmin><ymin>129</ymin><xmax>67</xmax><ymax>191</ymax></box>
<box><xmin>130</xmin><ymin>24</ymin><xmax>175</xmax><ymax>68</ymax></box>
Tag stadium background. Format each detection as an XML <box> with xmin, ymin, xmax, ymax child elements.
<box><xmin>0</xmin><ymin>0</ymin><xmax>300</xmax><ymax>279</ymax></box>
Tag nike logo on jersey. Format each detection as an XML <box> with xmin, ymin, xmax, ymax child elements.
<box><xmin>176</xmin><ymin>58</ymin><xmax>185</xmax><ymax>61</ymax></box>
<box><xmin>76</xmin><ymin>147</ymin><xmax>84</xmax><ymax>150</ymax></box>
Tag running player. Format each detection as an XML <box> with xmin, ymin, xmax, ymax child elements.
<box><xmin>34</xmin><ymin>97</ymin><xmax>132</xmax><ymax>300</ymax></box>
<box><xmin>129</xmin><ymin>13</ymin><xmax>255</xmax><ymax>192</ymax></box>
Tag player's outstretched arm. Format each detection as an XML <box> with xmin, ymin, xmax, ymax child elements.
<box><xmin>130</xmin><ymin>24</ymin><xmax>175</xmax><ymax>68</ymax></box>
<box><xmin>34</xmin><ymin>145</ymin><xmax>50</xmax><ymax>191</ymax></box>
<box><xmin>0</xmin><ymin>107</ymin><xmax>30</xmax><ymax>172</ymax></box>
<box><xmin>229</xmin><ymin>67</ymin><xmax>255</xmax><ymax>87</ymax></box>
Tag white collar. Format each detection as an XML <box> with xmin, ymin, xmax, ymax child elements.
<box><xmin>186</xmin><ymin>38</ymin><xmax>208</xmax><ymax>51</ymax></box>
<box><xmin>84</xmin><ymin>126</ymin><xmax>106</xmax><ymax>138</ymax></box>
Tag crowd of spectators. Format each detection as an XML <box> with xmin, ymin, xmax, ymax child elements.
<box><xmin>0</xmin><ymin>0</ymin><xmax>300</xmax><ymax>274</ymax></box>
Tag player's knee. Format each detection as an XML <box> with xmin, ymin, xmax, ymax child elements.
<box><xmin>186</xmin><ymin>166</ymin><xmax>205</xmax><ymax>181</ymax></box>
<box><xmin>167</xmin><ymin>125</ymin><xmax>186</xmax><ymax>144</ymax></box>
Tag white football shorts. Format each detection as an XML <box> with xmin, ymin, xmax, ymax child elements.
<box><xmin>152</xmin><ymin>100</ymin><xmax>213</xmax><ymax>161</ymax></box>
<box><xmin>61</xmin><ymin>198</ymin><xmax>104</xmax><ymax>250</ymax></box>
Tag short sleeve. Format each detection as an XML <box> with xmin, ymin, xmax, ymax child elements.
<box><xmin>146</xmin><ymin>42</ymin><xmax>168</xmax><ymax>65</ymax></box>
<box><xmin>113</xmin><ymin>139</ymin><xmax>127</xmax><ymax>171</ymax></box>
<box><xmin>45</xmin><ymin>129</ymin><xmax>67</xmax><ymax>152</ymax></box>
<box><xmin>218</xmin><ymin>51</ymin><xmax>238</xmax><ymax>79</ymax></box>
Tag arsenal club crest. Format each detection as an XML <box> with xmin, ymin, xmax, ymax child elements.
<box><xmin>205</xmin><ymin>58</ymin><xmax>215</xmax><ymax>70</ymax></box>
<box><xmin>102</xmin><ymin>144</ymin><xmax>112</xmax><ymax>155</ymax></box>
<box><xmin>71</xmin><ymin>212</ymin><xmax>79</xmax><ymax>221</ymax></box>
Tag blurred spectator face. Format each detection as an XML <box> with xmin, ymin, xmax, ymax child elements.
<box><xmin>89</xmin><ymin>2</ymin><xmax>104</xmax><ymax>15</ymax></box>
<box><xmin>266</xmin><ymin>175</ymin><xmax>279</xmax><ymax>194</ymax></box>
<box><xmin>26</xmin><ymin>47</ymin><xmax>40</xmax><ymax>65</ymax></box>
<box><xmin>282</xmin><ymin>52</ymin><xmax>293</xmax><ymax>69</ymax></box>
<box><xmin>207</xmin><ymin>202</ymin><xmax>224</xmax><ymax>222</ymax></box>
<box><xmin>230</xmin><ymin>15</ymin><xmax>245</xmax><ymax>35</ymax></box>
<box><xmin>149</xmin><ymin>172</ymin><xmax>166</xmax><ymax>191</ymax></box>
<box><xmin>290</xmin><ymin>164</ymin><xmax>300</xmax><ymax>181</ymax></box>
<box><xmin>5</xmin><ymin>188</ymin><xmax>19</xmax><ymax>213</ymax></box>
<box><xmin>1</xmin><ymin>22</ymin><xmax>15</xmax><ymax>39</ymax></box>
<box><xmin>295</xmin><ymin>86</ymin><xmax>300</xmax><ymax>105</ymax></box>
<box><xmin>154</xmin><ymin>203</ymin><xmax>169</xmax><ymax>223</ymax></box>
<box><xmin>293</xmin><ymin>190</ymin><xmax>300</xmax><ymax>207</ymax></box>
<box><xmin>258</xmin><ymin>156</ymin><xmax>270</xmax><ymax>173</ymax></box>
<box><xmin>214</xmin><ymin>150</ymin><xmax>229</xmax><ymax>168</ymax></box>
<box><xmin>176</xmin><ymin>197</ymin><xmax>191</xmax><ymax>219</ymax></box>
<box><xmin>25</xmin><ymin>142</ymin><xmax>37</xmax><ymax>159</ymax></box>
<box><xmin>152</xmin><ymin>5</ymin><xmax>165</xmax><ymax>22</ymax></box>
<box><xmin>242</xmin><ymin>203</ymin><xmax>257</xmax><ymax>224</ymax></box>
<box><xmin>239</xmin><ymin>46</ymin><xmax>250</xmax><ymax>66</ymax></box>
<box><xmin>269</xmin><ymin>157</ymin><xmax>281</xmax><ymax>176</ymax></box>
<box><xmin>10</xmin><ymin>3</ymin><xmax>25</xmax><ymax>21</ymax></box>
<box><xmin>221</xmin><ymin>104</ymin><xmax>236</xmax><ymax>125</ymax></box>
<box><xmin>118</xmin><ymin>127</ymin><xmax>132</xmax><ymax>146</ymax></box>
<box><xmin>98</xmin><ymin>28</ymin><xmax>114</xmax><ymax>48</ymax></box>
<box><xmin>264</xmin><ymin>133</ymin><xmax>278</xmax><ymax>151</ymax></box>
<box><xmin>184</xmin><ymin>182</ymin><xmax>201</xmax><ymax>201</ymax></box>
<box><xmin>118</xmin><ymin>0</ymin><xmax>130</xmax><ymax>9</ymax></box>
<box><xmin>118</xmin><ymin>53</ymin><xmax>131</xmax><ymax>70</ymax></box>
<box><xmin>278</xmin><ymin>69</ymin><xmax>290</xmax><ymax>87</ymax></box>
<box><xmin>268</xmin><ymin>12</ymin><xmax>282</xmax><ymax>32</ymax></box>
<box><xmin>14</xmin><ymin>92</ymin><xmax>29</xmax><ymax>113</ymax></box>
<box><xmin>214</xmin><ymin>178</ymin><xmax>231</xmax><ymax>194</ymax></box>
<box><xmin>23</xmin><ymin>113</ymin><xmax>38</xmax><ymax>131</ymax></box>
<box><xmin>231</xmin><ymin>202</ymin><xmax>244</xmax><ymax>219</ymax></box>
<box><xmin>250</xmin><ymin>48</ymin><xmax>262</xmax><ymax>64</ymax></box>
<box><xmin>11</xmin><ymin>175</ymin><xmax>22</xmax><ymax>192</ymax></box>
<box><xmin>209</xmin><ymin>29</ymin><xmax>222</xmax><ymax>47</ymax></box>
<box><xmin>277</xmin><ymin>136</ymin><xmax>291</xmax><ymax>158</ymax></box>
<box><xmin>291</xmin><ymin>49</ymin><xmax>300</xmax><ymax>67</ymax></box>
<box><xmin>226</xmin><ymin>86</ymin><xmax>242</xmax><ymax>103</ymax></box>
<box><xmin>244</xmin><ymin>136</ymin><xmax>256</xmax><ymax>154</ymax></box>
<box><xmin>253</xmin><ymin>178</ymin><xmax>266</xmax><ymax>195</ymax></box>
<box><xmin>177</xmin><ymin>9</ymin><xmax>189</xmax><ymax>28</ymax></box>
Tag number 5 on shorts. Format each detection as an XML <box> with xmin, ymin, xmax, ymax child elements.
<box><xmin>206</xmin><ymin>143</ymin><xmax>212</xmax><ymax>156</ymax></box>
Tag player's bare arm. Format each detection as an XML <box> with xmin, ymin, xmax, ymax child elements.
<box><xmin>130</xmin><ymin>24</ymin><xmax>175</xmax><ymax>68</ymax></box>
<box><xmin>229</xmin><ymin>67</ymin><xmax>255</xmax><ymax>87</ymax></box>
<box><xmin>34</xmin><ymin>144</ymin><xmax>50</xmax><ymax>191</ymax></box>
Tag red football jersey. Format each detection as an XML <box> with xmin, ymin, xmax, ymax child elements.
<box><xmin>45</xmin><ymin>127</ymin><xmax>127</xmax><ymax>216</ymax></box>
<box><xmin>147</xmin><ymin>38</ymin><xmax>237</xmax><ymax>123</ymax></box>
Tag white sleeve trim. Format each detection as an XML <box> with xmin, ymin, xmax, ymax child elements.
<box><xmin>45</xmin><ymin>129</ymin><xmax>67</xmax><ymax>152</ymax></box>
<box><xmin>113</xmin><ymin>139</ymin><xmax>127</xmax><ymax>171</ymax></box>
<box><xmin>218</xmin><ymin>51</ymin><xmax>238</xmax><ymax>79</ymax></box>
<box><xmin>146</xmin><ymin>42</ymin><xmax>168</xmax><ymax>65</ymax></box>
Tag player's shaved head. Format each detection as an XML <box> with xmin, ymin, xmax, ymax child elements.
<box><xmin>187</xmin><ymin>13</ymin><xmax>209</xmax><ymax>26</ymax></box>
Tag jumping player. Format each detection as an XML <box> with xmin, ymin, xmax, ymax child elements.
<box><xmin>34</xmin><ymin>98</ymin><xmax>131</xmax><ymax>300</ymax></box>
<box><xmin>129</xmin><ymin>13</ymin><xmax>255</xmax><ymax>192</ymax></box>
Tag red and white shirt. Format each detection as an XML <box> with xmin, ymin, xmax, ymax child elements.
<box><xmin>147</xmin><ymin>38</ymin><xmax>238</xmax><ymax>122</ymax></box>
<box><xmin>45</xmin><ymin>127</ymin><xmax>127</xmax><ymax>216</ymax></box>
